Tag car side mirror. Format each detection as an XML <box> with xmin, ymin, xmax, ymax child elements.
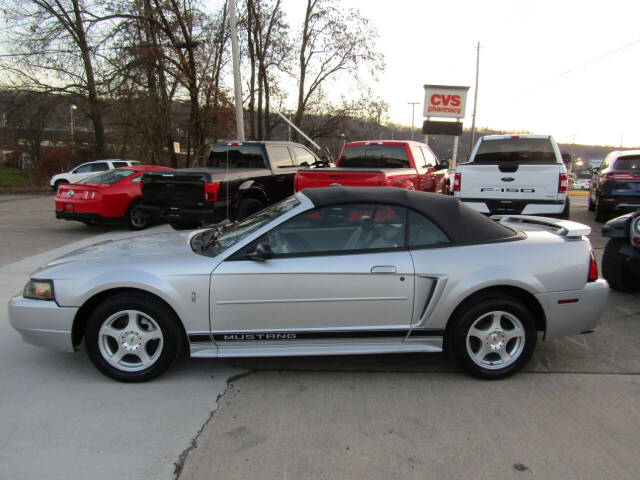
<box><xmin>245</xmin><ymin>242</ymin><xmax>273</xmax><ymax>261</ymax></box>
<box><xmin>561</xmin><ymin>153</ymin><xmax>571</xmax><ymax>164</ymax></box>
<box><xmin>439</xmin><ymin>160</ymin><xmax>450</xmax><ymax>170</ymax></box>
<box><xmin>592</xmin><ymin>167</ymin><xmax>599</xmax><ymax>175</ymax></box>
<box><xmin>320</xmin><ymin>154</ymin><xmax>331</xmax><ymax>167</ymax></box>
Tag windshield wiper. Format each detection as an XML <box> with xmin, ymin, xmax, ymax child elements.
<box><xmin>203</xmin><ymin>219</ymin><xmax>232</xmax><ymax>249</ymax></box>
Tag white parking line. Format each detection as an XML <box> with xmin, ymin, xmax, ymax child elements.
<box><xmin>0</xmin><ymin>226</ymin><xmax>241</xmax><ymax>480</ymax></box>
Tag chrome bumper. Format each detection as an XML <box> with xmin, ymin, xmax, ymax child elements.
<box><xmin>536</xmin><ymin>279</ymin><xmax>609</xmax><ymax>340</ymax></box>
<box><xmin>8</xmin><ymin>296</ymin><xmax>78</xmax><ymax>352</ymax></box>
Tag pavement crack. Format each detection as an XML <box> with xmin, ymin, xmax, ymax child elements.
<box><xmin>173</xmin><ymin>369</ymin><xmax>252</xmax><ymax>480</ymax></box>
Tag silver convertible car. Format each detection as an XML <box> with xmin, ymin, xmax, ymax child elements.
<box><xmin>10</xmin><ymin>187</ymin><xmax>608</xmax><ymax>382</ymax></box>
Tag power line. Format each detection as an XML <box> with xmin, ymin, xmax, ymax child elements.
<box><xmin>561</xmin><ymin>37</ymin><xmax>640</xmax><ymax>76</ymax></box>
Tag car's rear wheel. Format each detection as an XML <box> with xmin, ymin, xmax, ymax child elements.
<box><xmin>85</xmin><ymin>293</ymin><xmax>183</xmax><ymax>382</ymax></box>
<box><xmin>449</xmin><ymin>296</ymin><xmax>537</xmax><ymax>379</ymax></box>
<box><xmin>126</xmin><ymin>200</ymin><xmax>150</xmax><ymax>230</ymax></box>
<box><xmin>602</xmin><ymin>238</ymin><xmax>640</xmax><ymax>293</ymax></box>
<box><xmin>54</xmin><ymin>179</ymin><xmax>68</xmax><ymax>191</ymax></box>
<box><xmin>594</xmin><ymin>194</ymin><xmax>610</xmax><ymax>222</ymax></box>
<box><xmin>235</xmin><ymin>197</ymin><xmax>265</xmax><ymax>220</ymax></box>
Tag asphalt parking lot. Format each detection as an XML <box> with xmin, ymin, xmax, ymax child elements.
<box><xmin>1</xmin><ymin>193</ymin><xmax>638</xmax><ymax>479</ymax></box>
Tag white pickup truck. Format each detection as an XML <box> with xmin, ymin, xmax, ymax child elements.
<box><xmin>453</xmin><ymin>134</ymin><xmax>570</xmax><ymax>218</ymax></box>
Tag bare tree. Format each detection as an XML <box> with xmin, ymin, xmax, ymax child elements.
<box><xmin>293</xmin><ymin>0</ymin><xmax>384</xmax><ymax>138</ymax></box>
<box><xmin>0</xmin><ymin>0</ymin><xmax>133</xmax><ymax>156</ymax></box>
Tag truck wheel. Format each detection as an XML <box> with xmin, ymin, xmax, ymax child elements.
<box><xmin>169</xmin><ymin>221</ymin><xmax>199</xmax><ymax>231</ymax></box>
<box><xmin>126</xmin><ymin>200</ymin><xmax>150</xmax><ymax>231</ymax></box>
<box><xmin>85</xmin><ymin>292</ymin><xmax>183</xmax><ymax>382</ymax></box>
<box><xmin>594</xmin><ymin>195</ymin><xmax>609</xmax><ymax>222</ymax></box>
<box><xmin>449</xmin><ymin>295</ymin><xmax>537</xmax><ymax>379</ymax></box>
<box><xmin>602</xmin><ymin>238</ymin><xmax>639</xmax><ymax>293</ymax></box>
<box><xmin>560</xmin><ymin>197</ymin><xmax>570</xmax><ymax>219</ymax></box>
<box><xmin>236</xmin><ymin>198</ymin><xmax>265</xmax><ymax>220</ymax></box>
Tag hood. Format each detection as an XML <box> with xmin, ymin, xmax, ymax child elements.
<box><xmin>42</xmin><ymin>231</ymin><xmax>195</xmax><ymax>270</ymax></box>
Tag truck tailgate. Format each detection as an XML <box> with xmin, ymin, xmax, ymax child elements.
<box><xmin>142</xmin><ymin>171</ymin><xmax>208</xmax><ymax>207</ymax></box>
<box><xmin>295</xmin><ymin>168</ymin><xmax>384</xmax><ymax>190</ymax></box>
<box><xmin>459</xmin><ymin>164</ymin><xmax>561</xmax><ymax>200</ymax></box>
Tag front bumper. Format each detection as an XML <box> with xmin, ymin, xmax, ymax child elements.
<box><xmin>535</xmin><ymin>279</ymin><xmax>609</xmax><ymax>340</ymax></box>
<box><xmin>8</xmin><ymin>296</ymin><xmax>78</xmax><ymax>352</ymax></box>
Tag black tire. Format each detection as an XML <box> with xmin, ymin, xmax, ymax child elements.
<box><xmin>85</xmin><ymin>292</ymin><xmax>184</xmax><ymax>382</ymax></box>
<box><xmin>54</xmin><ymin>179</ymin><xmax>69</xmax><ymax>190</ymax></box>
<box><xmin>588</xmin><ymin>191</ymin><xmax>595</xmax><ymax>211</ymax></box>
<box><xmin>594</xmin><ymin>194</ymin><xmax>609</xmax><ymax>222</ymax></box>
<box><xmin>602</xmin><ymin>238</ymin><xmax>640</xmax><ymax>293</ymax></box>
<box><xmin>126</xmin><ymin>200</ymin><xmax>150</xmax><ymax>231</ymax></box>
<box><xmin>235</xmin><ymin>197</ymin><xmax>265</xmax><ymax>220</ymax></box>
<box><xmin>560</xmin><ymin>197</ymin><xmax>570</xmax><ymax>219</ymax></box>
<box><xmin>448</xmin><ymin>295</ymin><xmax>537</xmax><ymax>380</ymax></box>
<box><xmin>169</xmin><ymin>221</ymin><xmax>199</xmax><ymax>231</ymax></box>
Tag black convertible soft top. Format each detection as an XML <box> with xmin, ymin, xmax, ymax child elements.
<box><xmin>300</xmin><ymin>186</ymin><xmax>517</xmax><ymax>244</ymax></box>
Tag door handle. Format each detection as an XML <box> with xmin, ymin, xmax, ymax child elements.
<box><xmin>371</xmin><ymin>265</ymin><xmax>396</xmax><ymax>274</ymax></box>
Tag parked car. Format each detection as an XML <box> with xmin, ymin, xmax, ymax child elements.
<box><xmin>454</xmin><ymin>135</ymin><xmax>570</xmax><ymax>218</ymax></box>
<box><xmin>588</xmin><ymin>150</ymin><xmax>640</xmax><ymax>222</ymax></box>
<box><xmin>55</xmin><ymin>166</ymin><xmax>171</xmax><ymax>230</ymax></box>
<box><xmin>141</xmin><ymin>141</ymin><xmax>327</xmax><ymax>230</ymax></box>
<box><xmin>10</xmin><ymin>187</ymin><xmax>607</xmax><ymax>382</ymax></box>
<box><xmin>573</xmin><ymin>178</ymin><xmax>590</xmax><ymax>190</ymax></box>
<box><xmin>294</xmin><ymin>140</ymin><xmax>449</xmax><ymax>194</ymax></box>
<box><xmin>601</xmin><ymin>210</ymin><xmax>640</xmax><ymax>292</ymax></box>
<box><xmin>50</xmin><ymin>159</ymin><xmax>141</xmax><ymax>190</ymax></box>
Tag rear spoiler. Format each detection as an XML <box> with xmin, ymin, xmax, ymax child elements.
<box><xmin>491</xmin><ymin>215</ymin><xmax>591</xmax><ymax>238</ymax></box>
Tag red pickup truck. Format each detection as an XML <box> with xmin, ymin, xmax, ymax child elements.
<box><xmin>294</xmin><ymin>140</ymin><xmax>449</xmax><ymax>194</ymax></box>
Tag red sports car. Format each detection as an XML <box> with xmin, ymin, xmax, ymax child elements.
<box><xmin>55</xmin><ymin>165</ymin><xmax>172</xmax><ymax>230</ymax></box>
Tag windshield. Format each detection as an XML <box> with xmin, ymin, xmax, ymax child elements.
<box><xmin>80</xmin><ymin>169</ymin><xmax>136</xmax><ymax>185</ymax></box>
<box><xmin>201</xmin><ymin>196</ymin><xmax>301</xmax><ymax>256</ymax></box>
<box><xmin>474</xmin><ymin>138</ymin><xmax>557</xmax><ymax>163</ymax></box>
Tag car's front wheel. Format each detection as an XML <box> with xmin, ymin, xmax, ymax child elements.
<box><xmin>54</xmin><ymin>179</ymin><xmax>68</xmax><ymax>191</ymax></box>
<box><xmin>449</xmin><ymin>295</ymin><xmax>537</xmax><ymax>379</ymax></box>
<box><xmin>85</xmin><ymin>292</ymin><xmax>183</xmax><ymax>382</ymax></box>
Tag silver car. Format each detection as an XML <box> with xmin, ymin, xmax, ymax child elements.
<box><xmin>9</xmin><ymin>187</ymin><xmax>608</xmax><ymax>382</ymax></box>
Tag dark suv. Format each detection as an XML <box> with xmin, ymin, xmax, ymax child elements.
<box><xmin>589</xmin><ymin>151</ymin><xmax>640</xmax><ymax>221</ymax></box>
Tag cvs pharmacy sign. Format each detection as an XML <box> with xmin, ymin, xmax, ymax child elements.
<box><xmin>423</xmin><ymin>85</ymin><xmax>469</xmax><ymax>119</ymax></box>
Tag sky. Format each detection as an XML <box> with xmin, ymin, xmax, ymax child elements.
<box><xmin>217</xmin><ymin>1</ymin><xmax>640</xmax><ymax>147</ymax></box>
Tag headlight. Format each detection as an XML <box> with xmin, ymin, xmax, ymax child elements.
<box><xmin>23</xmin><ymin>279</ymin><xmax>55</xmax><ymax>301</ymax></box>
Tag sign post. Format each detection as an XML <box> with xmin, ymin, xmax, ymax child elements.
<box><xmin>423</xmin><ymin>85</ymin><xmax>469</xmax><ymax>175</ymax></box>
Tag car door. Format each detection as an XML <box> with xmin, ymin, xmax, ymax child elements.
<box><xmin>68</xmin><ymin>163</ymin><xmax>94</xmax><ymax>183</ymax></box>
<box><xmin>409</xmin><ymin>145</ymin><xmax>431</xmax><ymax>192</ymax></box>
<box><xmin>210</xmin><ymin>203</ymin><xmax>415</xmax><ymax>350</ymax></box>
<box><xmin>266</xmin><ymin>145</ymin><xmax>297</xmax><ymax>201</ymax></box>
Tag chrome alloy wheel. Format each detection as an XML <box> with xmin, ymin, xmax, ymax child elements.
<box><xmin>98</xmin><ymin>310</ymin><xmax>163</xmax><ymax>372</ymax></box>
<box><xmin>465</xmin><ymin>310</ymin><xmax>526</xmax><ymax>370</ymax></box>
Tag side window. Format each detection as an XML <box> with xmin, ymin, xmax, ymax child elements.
<box><xmin>112</xmin><ymin>161</ymin><xmax>128</xmax><ymax>168</ymax></box>
<box><xmin>73</xmin><ymin>164</ymin><xmax>92</xmax><ymax>173</ymax></box>
<box><xmin>269</xmin><ymin>146</ymin><xmax>294</xmax><ymax>168</ymax></box>
<box><xmin>408</xmin><ymin>210</ymin><xmax>449</xmax><ymax>247</ymax></box>
<box><xmin>130</xmin><ymin>175</ymin><xmax>142</xmax><ymax>183</ymax></box>
<box><xmin>91</xmin><ymin>162</ymin><xmax>109</xmax><ymax>172</ymax></box>
<box><xmin>410</xmin><ymin>146</ymin><xmax>426</xmax><ymax>168</ymax></box>
<box><xmin>292</xmin><ymin>146</ymin><xmax>317</xmax><ymax>167</ymax></box>
<box><xmin>207</xmin><ymin>146</ymin><xmax>267</xmax><ymax>169</ymax></box>
<box><xmin>421</xmin><ymin>147</ymin><xmax>437</xmax><ymax>167</ymax></box>
<box><xmin>265</xmin><ymin>203</ymin><xmax>406</xmax><ymax>255</ymax></box>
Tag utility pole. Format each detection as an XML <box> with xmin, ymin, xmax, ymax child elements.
<box><xmin>469</xmin><ymin>41</ymin><xmax>480</xmax><ymax>152</ymax></box>
<box><xmin>408</xmin><ymin>102</ymin><xmax>419</xmax><ymax>141</ymax></box>
<box><xmin>70</xmin><ymin>104</ymin><xmax>77</xmax><ymax>158</ymax></box>
<box><xmin>229</xmin><ymin>0</ymin><xmax>245</xmax><ymax>141</ymax></box>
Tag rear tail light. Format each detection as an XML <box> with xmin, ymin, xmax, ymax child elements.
<box><xmin>294</xmin><ymin>173</ymin><xmax>300</xmax><ymax>192</ymax></box>
<box><xmin>588</xmin><ymin>250</ymin><xmax>598</xmax><ymax>282</ymax></box>
<box><xmin>204</xmin><ymin>182</ymin><xmax>220</xmax><ymax>202</ymax></box>
<box><xmin>558</xmin><ymin>173</ymin><xmax>568</xmax><ymax>193</ymax></box>
<box><xmin>453</xmin><ymin>173</ymin><xmax>461</xmax><ymax>192</ymax></box>
<box><xmin>604</xmin><ymin>172</ymin><xmax>635</xmax><ymax>180</ymax></box>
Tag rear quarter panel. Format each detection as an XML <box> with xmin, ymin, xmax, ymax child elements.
<box><xmin>410</xmin><ymin>231</ymin><xmax>592</xmax><ymax>330</ymax></box>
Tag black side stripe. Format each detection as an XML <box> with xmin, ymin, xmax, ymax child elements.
<box><xmin>188</xmin><ymin>329</ymin><xmax>445</xmax><ymax>342</ymax></box>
